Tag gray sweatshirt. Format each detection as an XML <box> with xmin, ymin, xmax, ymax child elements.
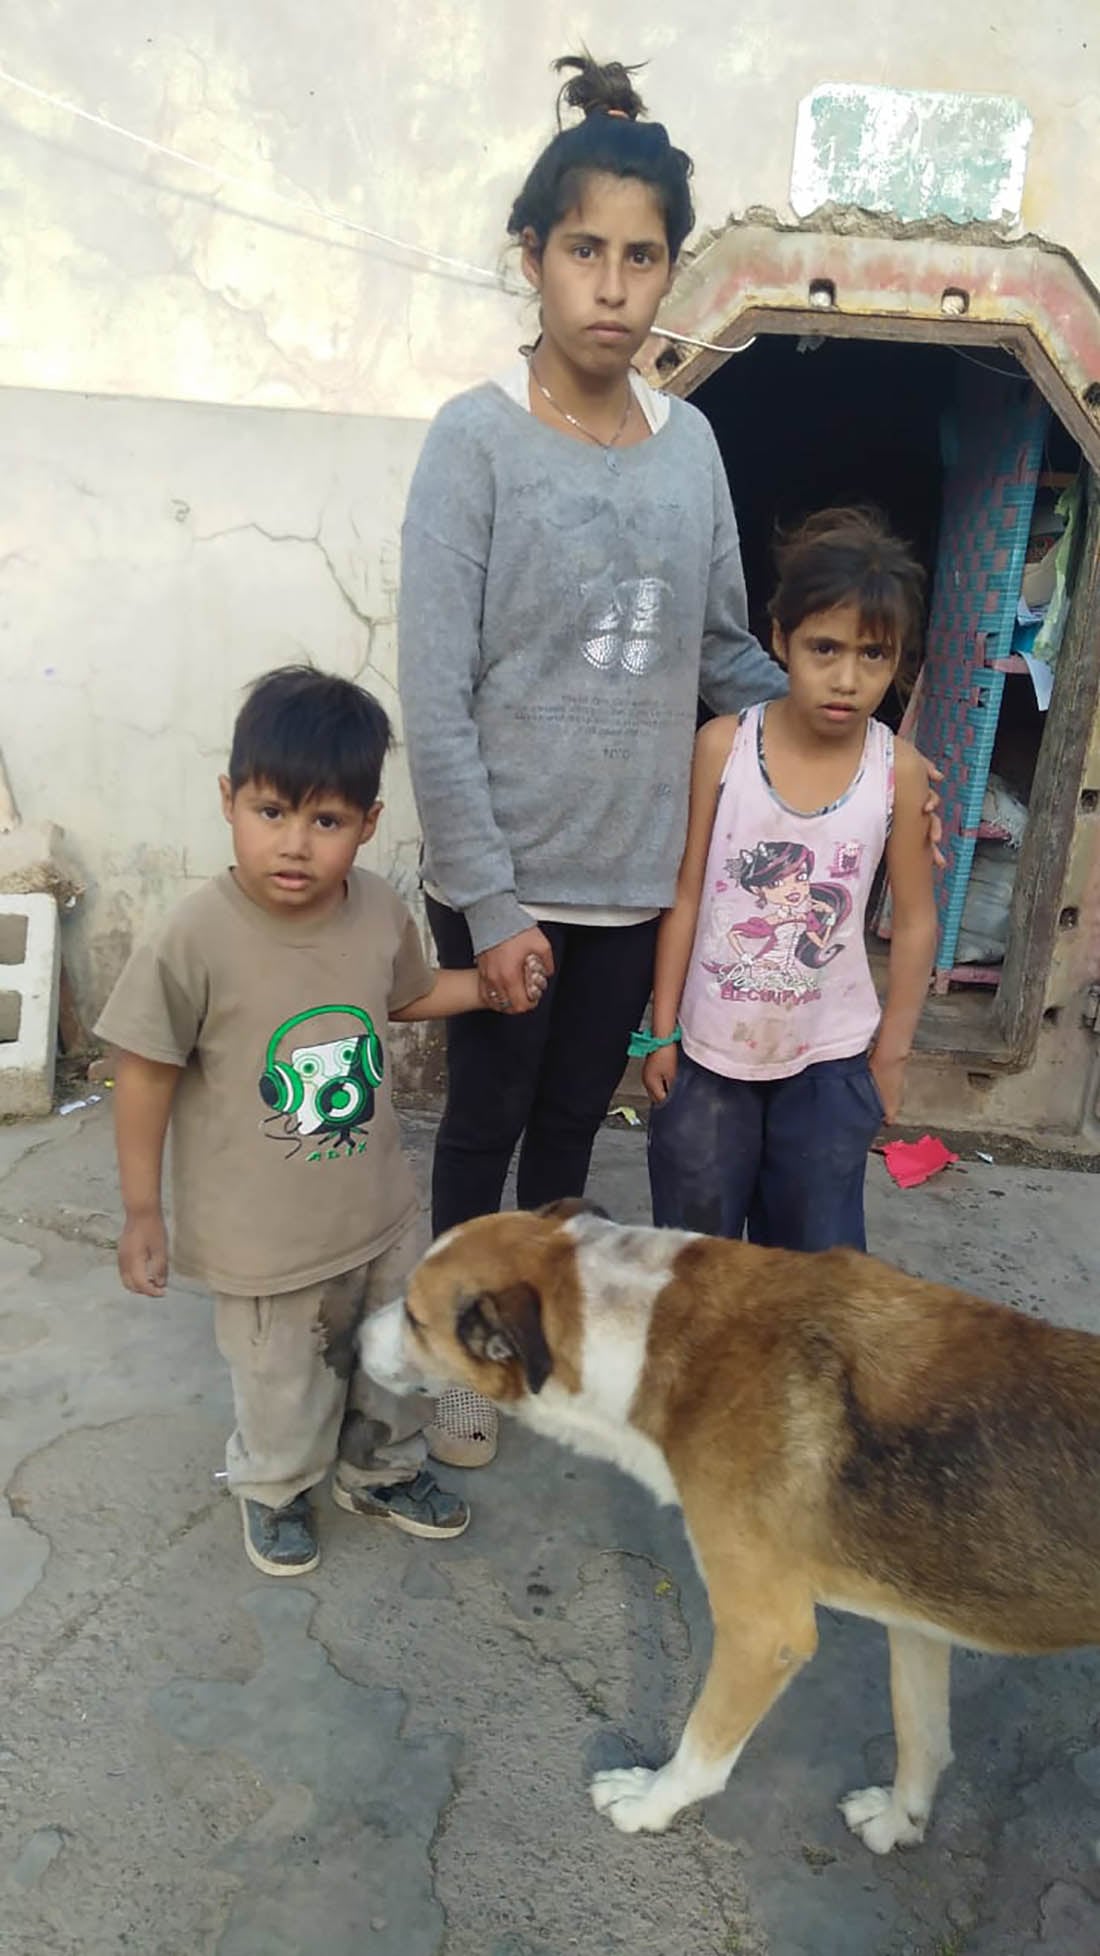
<box><xmin>398</xmin><ymin>380</ymin><xmax>787</xmax><ymax>955</ymax></box>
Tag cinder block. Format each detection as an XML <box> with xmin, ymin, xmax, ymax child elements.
<box><xmin>0</xmin><ymin>895</ymin><xmax>61</xmax><ymax>1118</ymax></box>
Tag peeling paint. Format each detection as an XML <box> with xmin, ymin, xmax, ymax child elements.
<box><xmin>791</xmin><ymin>85</ymin><xmax>1033</xmax><ymax>226</ymax></box>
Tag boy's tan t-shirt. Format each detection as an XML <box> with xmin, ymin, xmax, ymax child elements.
<box><xmin>95</xmin><ymin>868</ymin><xmax>433</xmax><ymax>1297</ymax></box>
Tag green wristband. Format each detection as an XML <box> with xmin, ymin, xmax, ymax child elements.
<box><xmin>627</xmin><ymin>1025</ymin><xmax>682</xmax><ymax>1059</ymax></box>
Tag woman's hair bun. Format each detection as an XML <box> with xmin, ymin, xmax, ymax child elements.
<box><xmin>553</xmin><ymin>52</ymin><xmax>647</xmax><ymax>126</ymax></box>
<box><xmin>507</xmin><ymin>50</ymin><xmax>693</xmax><ymax>257</ymax></box>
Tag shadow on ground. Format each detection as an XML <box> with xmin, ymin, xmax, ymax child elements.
<box><xmin>2</xmin><ymin>1101</ymin><xmax>1100</xmax><ymax>1954</ymax></box>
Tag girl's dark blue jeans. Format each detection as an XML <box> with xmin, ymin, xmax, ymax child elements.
<box><xmin>646</xmin><ymin>1048</ymin><xmax>885</xmax><ymax>1251</ymax></box>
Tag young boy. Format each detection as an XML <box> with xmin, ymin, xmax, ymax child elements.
<box><xmin>96</xmin><ymin>665</ymin><xmax>541</xmax><ymax>1577</ymax></box>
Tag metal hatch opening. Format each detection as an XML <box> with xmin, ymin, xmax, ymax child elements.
<box><xmin>640</xmin><ymin>225</ymin><xmax>1100</xmax><ymax>1105</ymax></box>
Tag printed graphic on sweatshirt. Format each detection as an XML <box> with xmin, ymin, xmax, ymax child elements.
<box><xmin>579</xmin><ymin>575</ymin><xmax>675</xmax><ymax>676</ymax></box>
<box><xmin>258</xmin><ymin>1006</ymin><xmax>384</xmax><ymax>1161</ymax></box>
<box><xmin>699</xmin><ymin>841</ymin><xmax>852</xmax><ymax>1008</ymax></box>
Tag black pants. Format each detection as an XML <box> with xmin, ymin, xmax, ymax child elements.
<box><xmin>426</xmin><ymin>896</ymin><xmax>658</xmax><ymax>1234</ymax></box>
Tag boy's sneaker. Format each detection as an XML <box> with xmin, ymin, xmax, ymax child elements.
<box><xmin>332</xmin><ymin>1470</ymin><xmax>469</xmax><ymax>1539</ymax></box>
<box><xmin>240</xmin><ymin>1492</ymin><xmax>320</xmax><ymax>1576</ymax></box>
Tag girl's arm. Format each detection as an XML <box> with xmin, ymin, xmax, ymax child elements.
<box><xmin>871</xmin><ymin>741</ymin><xmax>939</xmax><ymax>1123</ymax></box>
<box><xmin>698</xmin><ymin>439</ymin><xmax>788</xmax><ymax>715</ymax></box>
<box><xmin>643</xmin><ymin>716</ymin><xmax>737</xmax><ymax>1102</ymax></box>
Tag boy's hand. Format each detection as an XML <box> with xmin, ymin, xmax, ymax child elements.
<box><xmin>523</xmin><ymin>954</ymin><xmax>549</xmax><ymax>1005</ymax></box>
<box><xmin>119</xmin><ymin>1209</ymin><xmax>169</xmax><ymax>1296</ymax></box>
<box><xmin>869</xmin><ymin>1051</ymin><xmax>907</xmax><ymax>1127</ymax></box>
<box><xmin>642</xmin><ymin>1045</ymin><xmax>679</xmax><ymax>1104</ymax></box>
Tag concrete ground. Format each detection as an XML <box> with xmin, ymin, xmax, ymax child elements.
<box><xmin>3</xmin><ymin>1102</ymin><xmax>1100</xmax><ymax>1956</ymax></box>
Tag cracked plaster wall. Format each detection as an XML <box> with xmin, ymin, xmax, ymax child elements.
<box><xmin>0</xmin><ymin>386</ymin><xmax>428</xmax><ymax>1022</ymax></box>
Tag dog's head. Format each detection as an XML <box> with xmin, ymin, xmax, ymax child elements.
<box><xmin>359</xmin><ymin>1200</ymin><xmax>607</xmax><ymax>1404</ymax></box>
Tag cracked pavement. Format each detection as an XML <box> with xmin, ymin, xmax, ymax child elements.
<box><xmin>3</xmin><ymin>1102</ymin><xmax>1100</xmax><ymax>1954</ymax></box>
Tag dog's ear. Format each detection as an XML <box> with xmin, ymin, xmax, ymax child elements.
<box><xmin>536</xmin><ymin>1197</ymin><xmax>610</xmax><ymax>1223</ymax></box>
<box><xmin>457</xmin><ymin>1283</ymin><xmax>553</xmax><ymax>1395</ymax></box>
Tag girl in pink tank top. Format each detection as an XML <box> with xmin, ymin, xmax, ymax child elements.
<box><xmin>644</xmin><ymin>509</ymin><xmax>938</xmax><ymax>1252</ymax></box>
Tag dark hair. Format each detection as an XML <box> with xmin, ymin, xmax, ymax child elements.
<box><xmin>801</xmin><ymin>882</ymin><xmax>852</xmax><ymax>968</ymax></box>
<box><xmin>735</xmin><ymin>840</ymin><xmax>851</xmax><ymax>969</ymax></box>
<box><xmin>507</xmin><ymin>53</ymin><xmax>695</xmax><ymax>259</ymax></box>
<box><xmin>737</xmin><ymin>840</ymin><xmax>814</xmax><ymax>896</ymax></box>
<box><xmin>768</xmin><ymin>507</ymin><xmax>926</xmax><ymax>679</ymax></box>
<box><xmin>228</xmin><ymin>665</ymin><xmax>392</xmax><ymax>811</ymax></box>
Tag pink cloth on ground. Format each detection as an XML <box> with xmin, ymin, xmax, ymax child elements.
<box><xmin>883</xmin><ymin>1136</ymin><xmax>958</xmax><ymax>1188</ymax></box>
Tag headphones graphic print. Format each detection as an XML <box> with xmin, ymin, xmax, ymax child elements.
<box><xmin>259</xmin><ymin>1006</ymin><xmax>384</xmax><ymax>1129</ymax></box>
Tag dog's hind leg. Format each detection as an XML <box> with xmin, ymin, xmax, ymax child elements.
<box><xmin>590</xmin><ymin>1575</ymin><xmax>818</xmax><ymax>1835</ymax></box>
<box><xmin>840</xmin><ymin>1626</ymin><xmax>954</xmax><ymax>1854</ymax></box>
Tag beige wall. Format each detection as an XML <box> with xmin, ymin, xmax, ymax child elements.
<box><xmin>3</xmin><ymin>3</ymin><xmax>1099</xmax><ymax>419</ymax></box>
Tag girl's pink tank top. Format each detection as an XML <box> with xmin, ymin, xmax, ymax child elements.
<box><xmin>679</xmin><ymin>704</ymin><xmax>894</xmax><ymax>1082</ymax></box>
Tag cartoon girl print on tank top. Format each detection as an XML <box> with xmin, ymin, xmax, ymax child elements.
<box><xmin>700</xmin><ymin>840</ymin><xmax>853</xmax><ymax>1009</ymax></box>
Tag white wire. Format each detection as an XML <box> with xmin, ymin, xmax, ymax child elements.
<box><xmin>0</xmin><ymin>64</ymin><xmax>516</xmax><ymax>289</ymax></box>
<box><xmin>658</xmin><ymin>327</ymin><xmax>756</xmax><ymax>353</ymax></box>
<box><xmin>0</xmin><ymin>62</ymin><xmax>755</xmax><ymax>356</ymax></box>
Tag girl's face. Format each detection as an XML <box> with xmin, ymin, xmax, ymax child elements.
<box><xmin>522</xmin><ymin>172</ymin><xmax>673</xmax><ymax>380</ymax></box>
<box><xmin>772</xmin><ymin>602</ymin><xmax>901</xmax><ymax>739</ymax></box>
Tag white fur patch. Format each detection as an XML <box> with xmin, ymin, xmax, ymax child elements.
<box><xmin>591</xmin><ymin>1731</ymin><xmax>746</xmax><ymax>1833</ymax></box>
<box><xmin>359</xmin><ymin>1298</ymin><xmax>444</xmax><ymax>1395</ymax></box>
<box><xmin>511</xmin><ymin>1221</ymin><xmax>693</xmax><ymax>1508</ymax></box>
<box><xmin>519</xmin><ymin>1383</ymin><xmax>679</xmax><ymax>1507</ymax></box>
<box><xmin>563</xmin><ymin>1216</ymin><xmax>700</xmax><ymax>1270</ymax></box>
<box><xmin>421</xmin><ymin>1225</ymin><xmax>462</xmax><ymax>1264</ymax></box>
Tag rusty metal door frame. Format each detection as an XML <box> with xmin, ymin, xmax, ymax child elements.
<box><xmin>638</xmin><ymin>223</ymin><xmax>1100</xmax><ymax>475</ymax></box>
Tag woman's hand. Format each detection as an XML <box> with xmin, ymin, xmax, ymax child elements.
<box><xmin>477</xmin><ymin>926</ymin><xmax>554</xmax><ymax>1015</ymax></box>
<box><xmin>642</xmin><ymin>1045</ymin><xmax>679</xmax><ymax>1104</ymax></box>
<box><xmin>915</xmin><ymin>755</ymin><xmax>946</xmax><ymax>871</ymax></box>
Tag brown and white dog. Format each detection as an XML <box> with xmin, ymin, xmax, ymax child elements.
<box><xmin>359</xmin><ymin>1200</ymin><xmax>1100</xmax><ymax>1854</ymax></box>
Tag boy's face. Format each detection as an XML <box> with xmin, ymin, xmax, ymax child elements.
<box><xmin>220</xmin><ymin>776</ymin><xmax>380</xmax><ymax>919</ymax></box>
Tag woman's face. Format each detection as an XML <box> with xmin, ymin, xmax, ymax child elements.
<box><xmin>523</xmin><ymin>172</ymin><xmax>673</xmax><ymax>380</ymax></box>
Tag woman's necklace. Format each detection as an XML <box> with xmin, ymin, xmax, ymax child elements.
<box><xmin>528</xmin><ymin>356</ymin><xmax>634</xmax><ymax>451</ymax></box>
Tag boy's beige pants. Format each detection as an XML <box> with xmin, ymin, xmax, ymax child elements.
<box><xmin>214</xmin><ymin>1219</ymin><xmax>430</xmax><ymax>1509</ymax></box>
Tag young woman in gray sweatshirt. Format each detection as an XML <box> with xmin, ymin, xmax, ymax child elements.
<box><xmin>397</xmin><ymin>54</ymin><xmax>791</xmax><ymax>1459</ymax></box>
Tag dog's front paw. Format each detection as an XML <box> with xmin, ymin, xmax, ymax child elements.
<box><xmin>840</xmin><ymin>1785</ymin><xmax>927</xmax><ymax>1855</ymax></box>
<box><xmin>590</xmin><ymin>1765</ymin><xmax>674</xmax><ymax>1834</ymax></box>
